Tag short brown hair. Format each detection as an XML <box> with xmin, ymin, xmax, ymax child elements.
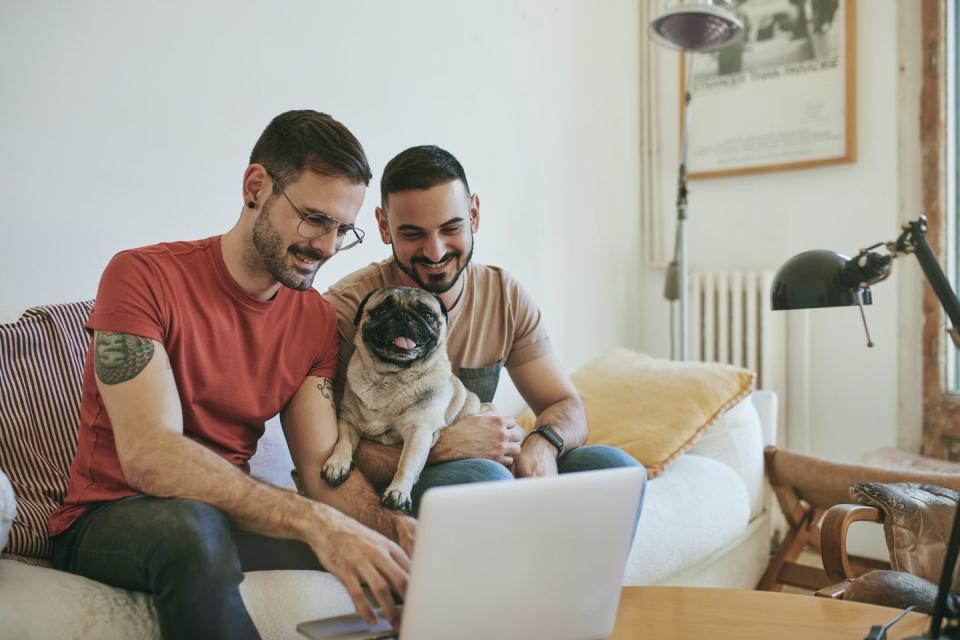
<box><xmin>380</xmin><ymin>145</ymin><xmax>470</xmax><ymax>207</ymax></box>
<box><xmin>250</xmin><ymin>110</ymin><xmax>372</xmax><ymax>187</ymax></box>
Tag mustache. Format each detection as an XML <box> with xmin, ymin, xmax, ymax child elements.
<box><xmin>411</xmin><ymin>252</ymin><xmax>459</xmax><ymax>266</ymax></box>
<box><xmin>291</xmin><ymin>247</ymin><xmax>327</xmax><ymax>262</ymax></box>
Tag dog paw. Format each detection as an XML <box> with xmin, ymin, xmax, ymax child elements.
<box><xmin>321</xmin><ymin>458</ymin><xmax>354</xmax><ymax>487</ymax></box>
<box><xmin>381</xmin><ymin>486</ymin><xmax>414</xmax><ymax>513</ymax></box>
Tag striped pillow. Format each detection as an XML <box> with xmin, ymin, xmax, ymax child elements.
<box><xmin>0</xmin><ymin>301</ymin><xmax>93</xmax><ymax>559</ymax></box>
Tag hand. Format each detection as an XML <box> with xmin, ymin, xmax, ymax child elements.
<box><xmin>431</xmin><ymin>413</ymin><xmax>524</xmax><ymax>466</ymax></box>
<box><xmin>513</xmin><ymin>436</ymin><xmax>559</xmax><ymax>478</ymax></box>
<box><xmin>392</xmin><ymin>514</ymin><xmax>417</xmax><ymax>558</ymax></box>
<box><xmin>307</xmin><ymin>506</ymin><xmax>410</xmax><ymax>629</ymax></box>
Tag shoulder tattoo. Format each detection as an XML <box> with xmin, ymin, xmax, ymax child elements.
<box><xmin>317</xmin><ymin>378</ymin><xmax>335</xmax><ymax>407</ymax></box>
<box><xmin>94</xmin><ymin>331</ymin><xmax>155</xmax><ymax>385</ymax></box>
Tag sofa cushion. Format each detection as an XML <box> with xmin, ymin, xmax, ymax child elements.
<box><xmin>0</xmin><ymin>300</ymin><xmax>93</xmax><ymax>558</ymax></box>
<box><xmin>0</xmin><ymin>559</ymin><xmax>355</xmax><ymax>640</ymax></box>
<box><xmin>517</xmin><ymin>348</ymin><xmax>755</xmax><ymax>478</ymax></box>
<box><xmin>689</xmin><ymin>395</ymin><xmax>765</xmax><ymax>519</ymax></box>
<box><xmin>622</xmin><ymin>453</ymin><xmax>750</xmax><ymax>584</ymax></box>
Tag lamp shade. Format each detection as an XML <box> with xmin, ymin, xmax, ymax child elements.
<box><xmin>649</xmin><ymin>1</ymin><xmax>744</xmax><ymax>52</ymax></box>
<box><xmin>771</xmin><ymin>250</ymin><xmax>873</xmax><ymax>311</ymax></box>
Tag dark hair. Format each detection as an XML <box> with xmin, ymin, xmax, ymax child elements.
<box><xmin>380</xmin><ymin>145</ymin><xmax>470</xmax><ymax>207</ymax></box>
<box><xmin>249</xmin><ymin>110</ymin><xmax>372</xmax><ymax>187</ymax></box>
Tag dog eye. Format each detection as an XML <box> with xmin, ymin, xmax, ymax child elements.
<box><xmin>422</xmin><ymin>310</ymin><xmax>436</xmax><ymax>321</ymax></box>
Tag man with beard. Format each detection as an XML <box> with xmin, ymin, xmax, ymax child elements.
<box><xmin>48</xmin><ymin>111</ymin><xmax>412</xmax><ymax>639</ymax></box>
<box><xmin>324</xmin><ymin>146</ymin><xmax>641</xmax><ymax>513</ymax></box>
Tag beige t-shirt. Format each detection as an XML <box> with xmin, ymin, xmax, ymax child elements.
<box><xmin>322</xmin><ymin>258</ymin><xmax>552</xmax><ymax>402</ymax></box>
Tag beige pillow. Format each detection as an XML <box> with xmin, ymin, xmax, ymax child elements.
<box><xmin>516</xmin><ymin>348</ymin><xmax>755</xmax><ymax>478</ymax></box>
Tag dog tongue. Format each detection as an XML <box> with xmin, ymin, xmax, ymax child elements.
<box><xmin>393</xmin><ymin>336</ymin><xmax>417</xmax><ymax>350</ymax></box>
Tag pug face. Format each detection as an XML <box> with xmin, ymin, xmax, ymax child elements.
<box><xmin>355</xmin><ymin>287</ymin><xmax>448</xmax><ymax>366</ymax></box>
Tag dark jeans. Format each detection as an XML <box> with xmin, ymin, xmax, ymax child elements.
<box><xmin>409</xmin><ymin>445</ymin><xmax>647</xmax><ymax>525</ymax></box>
<box><xmin>51</xmin><ymin>495</ymin><xmax>320</xmax><ymax>640</ymax></box>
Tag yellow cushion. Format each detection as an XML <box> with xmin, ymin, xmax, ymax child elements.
<box><xmin>516</xmin><ymin>348</ymin><xmax>755</xmax><ymax>478</ymax></box>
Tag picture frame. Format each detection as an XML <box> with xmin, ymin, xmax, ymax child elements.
<box><xmin>682</xmin><ymin>0</ymin><xmax>857</xmax><ymax>179</ymax></box>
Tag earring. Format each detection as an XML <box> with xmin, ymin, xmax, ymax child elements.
<box><xmin>247</xmin><ymin>201</ymin><xmax>255</xmax><ymax>209</ymax></box>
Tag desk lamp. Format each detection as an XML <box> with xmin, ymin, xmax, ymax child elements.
<box><xmin>648</xmin><ymin>0</ymin><xmax>743</xmax><ymax>361</ymax></box>
<box><xmin>771</xmin><ymin>214</ymin><xmax>960</xmax><ymax>639</ymax></box>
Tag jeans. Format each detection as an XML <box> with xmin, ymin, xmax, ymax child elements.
<box><xmin>410</xmin><ymin>445</ymin><xmax>647</xmax><ymax>524</ymax></box>
<box><xmin>51</xmin><ymin>495</ymin><xmax>320</xmax><ymax>640</ymax></box>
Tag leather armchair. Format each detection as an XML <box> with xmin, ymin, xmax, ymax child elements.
<box><xmin>760</xmin><ymin>446</ymin><xmax>960</xmax><ymax>593</ymax></box>
<box><xmin>817</xmin><ymin>468</ymin><xmax>960</xmax><ymax>612</ymax></box>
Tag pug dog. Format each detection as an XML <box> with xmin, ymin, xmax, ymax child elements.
<box><xmin>321</xmin><ymin>286</ymin><xmax>491</xmax><ymax>512</ymax></box>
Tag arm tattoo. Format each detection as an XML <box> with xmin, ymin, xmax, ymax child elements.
<box><xmin>94</xmin><ymin>331</ymin><xmax>155</xmax><ymax>385</ymax></box>
<box><xmin>317</xmin><ymin>378</ymin><xmax>335</xmax><ymax>408</ymax></box>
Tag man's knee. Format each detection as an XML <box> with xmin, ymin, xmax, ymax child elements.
<box><xmin>423</xmin><ymin>458</ymin><xmax>515</xmax><ymax>485</ymax></box>
<box><xmin>559</xmin><ymin>444</ymin><xmax>641</xmax><ymax>473</ymax></box>
<box><xmin>411</xmin><ymin>459</ymin><xmax>513</xmax><ymax>517</ymax></box>
<box><xmin>145</xmin><ymin>499</ymin><xmax>238</xmax><ymax>574</ymax></box>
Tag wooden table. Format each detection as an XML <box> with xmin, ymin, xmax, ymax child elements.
<box><xmin>610</xmin><ymin>588</ymin><xmax>931</xmax><ymax>639</ymax></box>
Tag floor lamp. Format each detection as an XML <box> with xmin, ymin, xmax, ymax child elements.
<box><xmin>648</xmin><ymin>0</ymin><xmax>743</xmax><ymax>361</ymax></box>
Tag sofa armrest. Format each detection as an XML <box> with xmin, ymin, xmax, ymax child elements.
<box><xmin>750</xmin><ymin>390</ymin><xmax>777</xmax><ymax>448</ymax></box>
<box><xmin>821</xmin><ymin>503</ymin><xmax>884</xmax><ymax>583</ymax></box>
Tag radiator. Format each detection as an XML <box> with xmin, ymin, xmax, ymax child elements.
<box><xmin>690</xmin><ymin>271</ymin><xmax>786</xmax><ymax>399</ymax></box>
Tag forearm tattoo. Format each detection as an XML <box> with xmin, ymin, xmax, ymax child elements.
<box><xmin>317</xmin><ymin>378</ymin><xmax>335</xmax><ymax>408</ymax></box>
<box><xmin>94</xmin><ymin>331</ymin><xmax>155</xmax><ymax>385</ymax></box>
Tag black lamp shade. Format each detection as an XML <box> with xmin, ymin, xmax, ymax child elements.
<box><xmin>771</xmin><ymin>250</ymin><xmax>873</xmax><ymax>310</ymax></box>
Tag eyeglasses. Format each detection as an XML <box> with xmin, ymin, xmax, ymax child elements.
<box><xmin>267</xmin><ymin>173</ymin><xmax>365</xmax><ymax>251</ymax></box>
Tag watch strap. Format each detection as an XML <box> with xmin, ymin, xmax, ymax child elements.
<box><xmin>528</xmin><ymin>424</ymin><xmax>564</xmax><ymax>457</ymax></box>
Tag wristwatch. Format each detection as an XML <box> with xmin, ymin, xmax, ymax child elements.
<box><xmin>527</xmin><ymin>425</ymin><xmax>564</xmax><ymax>457</ymax></box>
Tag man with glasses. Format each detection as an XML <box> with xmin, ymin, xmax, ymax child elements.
<box><xmin>324</xmin><ymin>146</ymin><xmax>642</xmax><ymax>514</ymax></box>
<box><xmin>48</xmin><ymin>111</ymin><xmax>411</xmax><ymax>639</ymax></box>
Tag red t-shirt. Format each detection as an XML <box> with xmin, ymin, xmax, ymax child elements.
<box><xmin>48</xmin><ymin>236</ymin><xmax>338</xmax><ymax>536</ymax></box>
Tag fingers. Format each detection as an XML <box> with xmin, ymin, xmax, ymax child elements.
<box><xmin>363</xmin><ymin>571</ymin><xmax>402</xmax><ymax>630</ymax></box>
<box><xmin>343</xmin><ymin>576</ymin><xmax>378</xmax><ymax>627</ymax></box>
<box><xmin>496</xmin><ymin>426</ymin><xmax>523</xmax><ymax>466</ymax></box>
<box><xmin>391</xmin><ymin>543</ymin><xmax>413</xmax><ymax>572</ymax></box>
<box><xmin>504</xmin><ymin>439</ymin><xmax>522</xmax><ymax>456</ymax></box>
<box><xmin>362</xmin><ymin>552</ymin><xmax>409</xmax><ymax>629</ymax></box>
<box><xmin>342</xmin><ymin>549</ymin><xmax>409</xmax><ymax>629</ymax></box>
<box><xmin>504</xmin><ymin>422</ymin><xmax>524</xmax><ymax>442</ymax></box>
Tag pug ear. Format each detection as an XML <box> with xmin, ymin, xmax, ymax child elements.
<box><xmin>353</xmin><ymin>290</ymin><xmax>379</xmax><ymax>326</ymax></box>
<box><xmin>432</xmin><ymin>295</ymin><xmax>449</xmax><ymax>321</ymax></box>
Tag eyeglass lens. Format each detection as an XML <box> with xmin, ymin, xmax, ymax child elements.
<box><xmin>297</xmin><ymin>218</ymin><xmax>363</xmax><ymax>249</ymax></box>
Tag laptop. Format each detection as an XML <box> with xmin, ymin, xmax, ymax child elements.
<box><xmin>297</xmin><ymin>466</ymin><xmax>645</xmax><ymax>640</ymax></box>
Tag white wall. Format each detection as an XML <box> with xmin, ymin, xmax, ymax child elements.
<box><xmin>2</xmin><ymin>1</ymin><xmax>919</xmax><ymax>463</ymax></box>
<box><xmin>0</xmin><ymin>0</ymin><xmax>643</xmax><ymax>373</ymax></box>
<box><xmin>640</xmin><ymin>0</ymin><xmax>912</xmax><ymax>462</ymax></box>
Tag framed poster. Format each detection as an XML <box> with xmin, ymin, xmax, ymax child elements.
<box><xmin>683</xmin><ymin>0</ymin><xmax>856</xmax><ymax>179</ymax></box>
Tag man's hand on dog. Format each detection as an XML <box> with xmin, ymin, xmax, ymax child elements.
<box><xmin>513</xmin><ymin>435</ymin><xmax>560</xmax><ymax>478</ymax></box>
<box><xmin>431</xmin><ymin>412</ymin><xmax>524</xmax><ymax>466</ymax></box>
<box><xmin>308</xmin><ymin>507</ymin><xmax>410</xmax><ymax>629</ymax></box>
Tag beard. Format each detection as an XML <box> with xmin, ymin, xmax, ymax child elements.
<box><xmin>393</xmin><ymin>231</ymin><xmax>474</xmax><ymax>294</ymax></box>
<box><xmin>251</xmin><ymin>199</ymin><xmax>327</xmax><ymax>291</ymax></box>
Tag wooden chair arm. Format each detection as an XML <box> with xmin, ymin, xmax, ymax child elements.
<box><xmin>821</xmin><ymin>504</ymin><xmax>884</xmax><ymax>583</ymax></box>
<box><xmin>815</xmin><ymin>580</ymin><xmax>852</xmax><ymax>599</ymax></box>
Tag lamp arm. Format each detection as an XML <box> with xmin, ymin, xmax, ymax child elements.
<box><xmin>900</xmin><ymin>217</ymin><xmax>960</xmax><ymax>332</ymax></box>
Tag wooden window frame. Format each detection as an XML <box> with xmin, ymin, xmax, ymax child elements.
<box><xmin>921</xmin><ymin>0</ymin><xmax>958</xmax><ymax>458</ymax></box>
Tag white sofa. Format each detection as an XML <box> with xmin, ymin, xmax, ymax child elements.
<box><xmin>0</xmin><ymin>303</ymin><xmax>777</xmax><ymax>639</ymax></box>
<box><xmin>0</xmin><ymin>392</ymin><xmax>776</xmax><ymax>639</ymax></box>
